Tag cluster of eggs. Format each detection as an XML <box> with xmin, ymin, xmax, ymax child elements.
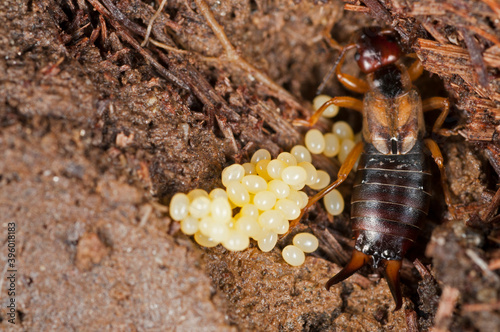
<box><xmin>168</xmin><ymin>95</ymin><xmax>357</xmax><ymax>266</ymax></box>
<box><xmin>306</xmin><ymin>95</ymin><xmax>359</xmax><ymax>164</ymax></box>
<box><xmin>169</xmin><ymin>148</ymin><xmax>328</xmax><ymax>266</ymax></box>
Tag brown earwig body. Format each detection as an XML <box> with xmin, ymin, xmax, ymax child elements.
<box><xmin>293</xmin><ymin>27</ymin><xmax>453</xmax><ymax>310</ymax></box>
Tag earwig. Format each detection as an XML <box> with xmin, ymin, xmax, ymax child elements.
<box><xmin>293</xmin><ymin>27</ymin><xmax>453</xmax><ymax>310</ymax></box>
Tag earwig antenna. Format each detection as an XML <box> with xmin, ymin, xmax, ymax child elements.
<box><xmin>316</xmin><ymin>43</ymin><xmax>356</xmax><ymax>95</ymax></box>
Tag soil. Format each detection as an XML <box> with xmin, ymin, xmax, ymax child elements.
<box><xmin>1</xmin><ymin>0</ymin><xmax>499</xmax><ymax>331</ymax></box>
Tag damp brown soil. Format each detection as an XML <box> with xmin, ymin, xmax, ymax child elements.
<box><xmin>1</xmin><ymin>0</ymin><xmax>499</xmax><ymax>331</ymax></box>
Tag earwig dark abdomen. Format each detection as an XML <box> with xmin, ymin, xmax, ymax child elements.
<box><xmin>351</xmin><ymin>140</ymin><xmax>432</xmax><ymax>262</ymax></box>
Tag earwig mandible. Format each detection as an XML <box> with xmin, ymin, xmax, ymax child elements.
<box><xmin>292</xmin><ymin>27</ymin><xmax>454</xmax><ymax>310</ymax></box>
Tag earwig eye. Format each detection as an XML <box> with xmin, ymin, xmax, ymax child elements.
<box><xmin>354</xmin><ymin>52</ymin><xmax>360</xmax><ymax>61</ymax></box>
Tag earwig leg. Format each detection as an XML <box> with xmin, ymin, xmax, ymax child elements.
<box><xmin>336</xmin><ymin>48</ymin><xmax>370</xmax><ymax>94</ymax></box>
<box><xmin>293</xmin><ymin>96</ymin><xmax>363</xmax><ymax>127</ymax></box>
<box><xmin>286</xmin><ymin>142</ymin><xmax>364</xmax><ymax>233</ymax></box>
<box><xmin>422</xmin><ymin>97</ymin><xmax>452</xmax><ymax>136</ymax></box>
<box><xmin>424</xmin><ymin>139</ymin><xmax>454</xmax><ymax>210</ymax></box>
<box><xmin>382</xmin><ymin>259</ymin><xmax>403</xmax><ymax>311</ymax></box>
<box><xmin>408</xmin><ymin>56</ymin><xmax>424</xmax><ymax>82</ymax></box>
<box><xmin>326</xmin><ymin>250</ymin><xmax>371</xmax><ymax>290</ymax></box>
<box><xmin>321</xmin><ymin>22</ymin><xmax>342</xmax><ymax>51</ymax></box>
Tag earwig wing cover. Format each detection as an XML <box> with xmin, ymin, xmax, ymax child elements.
<box><xmin>363</xmin><ymin>93</ymin><xmax>391</xmax><ymax>154</ymax></box>
<box><xmin>394</xmin><ymin>89</ymin><xmax>423</xmax><ymax>154</ymax></box>
<box><xmin>326</xmin><ymin>250</ymin><xmax>371</xmax><ymax>290</ymax></box>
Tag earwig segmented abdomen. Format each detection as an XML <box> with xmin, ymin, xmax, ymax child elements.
<box><xmin>350</xmin><ymin>140</ymin><xmax>432</xmax><ymax>263</ymax></box>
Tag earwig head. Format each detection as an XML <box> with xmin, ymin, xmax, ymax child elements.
<box><xmin>354</xmin><ymin>27</ymin><xmax>402</xmax><ymax>74</ymax></box>
<box><xmin>326</xmin><ymin>249</ymin><xmax>403</xmax><ymax>311</ymax></box>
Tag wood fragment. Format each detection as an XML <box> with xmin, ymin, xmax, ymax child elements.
<box><xmin>481</xmin><ymin>0</ymin><xmax>500</xmax><ymax>17</ymax></box>
<box><xmin>311</xmin><ymin>224</ymin><xmax>351</xmax><ymax>265</ymax></box>
<box><xmin>344</xmin><ymin>4</ymin><xmax>370</xmax><ymax>12</ymax></box>
<box><xmin>482</xmin><ymin>186</ymin><xmax>500</xmax><ymax>223</ymax></box>
<box><xmin>462</xmin><ymin>301</ymin><xmax>500</xmax><ymax>312</ymax></box>
<box><xmin>361</xmin><ymin>0</ymin><xmax>392</xmax><ymax>25</ymax></box>
<box><xmin>432</xmin><ymin>286</ymin><xmax>460</xmax><ymax>332</ymax></box>
<box><xmin>416</xmin><ymin>38</ymin><xmax>500</xmax><ymax>143</ymax></box>
<box><xmin>249</xmin><ymin>101</ymin><xmax>302</xmax><ymax>148</ymax></box>
<box><xmin>405</xmin><ymin>308</ymin><xmax>419</xmax><ymax>332</ymax></box>
<box><xmin>486</xmin><ymin>144</ymin><xmax>500</xmax><ymax>175</ymax></box>
<box><xmin>460</xmin><ymin>27</ymin><xmax>489</xmax><ymax>88</ymax></box>
<box><xmin>413</xmin><ymin>258</ymin><xmax>432</xmax><ymax>279</ymax></box>
<box><xmin>489</xmin><ymin>258</ymin><xmax>500</xmax><ymax>271</ymax></box>
<box><xmin>465</xmin><ymin>249</ymin><xmax>500</xmax><ymax>282</ymax></box>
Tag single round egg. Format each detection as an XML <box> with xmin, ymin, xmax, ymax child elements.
<box><xmin>277</xmin><ymin>152</ymin><xmax>297</xmax><ymax>166</ymax></box>
<box><xmin>169</xmin><ymin>193</ymin><xmax>189</xmax><ymax>221</ymax></box>
<box><xmin>281</xmin><ymin>166</ymin><xmax>307</xmax><ymax>186</ymax></box>
<box><xmin>308</xmin><ymin>170</ymin><xmax>330</xmax><ymax>190</ymax></box>
<box><xmin>332</xmin><ymin>121</ymin><xmax>354</xmax><ymax>141</ymax></box>
<box><xmin>194</xmin><ymin>232</ymin><xmax>219</xmax><ymax>248</ymax></box>
<box><xmin>282</xmin><ymin>245</ymin><xmax>306</xmax><ymax>266</ymax></box>
<box><xmin>338</xmin><ymin>138</ymin><xmax>356</xmax><ymax>163</ymax></box>
<box><xmin>323</xmin><ymin>189</ymin><xmax>344</xmax><ymax>216</ymax></box>
<box><xmin>324</xmin><ymin>133</ymin><xmax>340</xmax><ymax>157</ymax></box>
<box><xmin>313</xmin><ymin>94</ymin><xmax>339</xmax><ymax>117</ymax></box>
<box><xmin>305</xmin><ymin>129</ymin><xmax>326</xmax><ymax>154</ymax></box>
<box><xmin>293</xmin><ymin>233</ymin><xmax>319</xmax><ymax>253</ymax></box>
<box><xmin>290</xmin><ymin>145</ymin><xmax>312</xmax><ymax>163</ymax></box>
<box><xmin>222</xmin><ymin>164</ymin><xmax>245</xmax><ymax>187</ymax></box>
<box><xmin>257</xmin><ymin>231</ymin><xmax>278</xmax><ymax>252</ymax></box>
<box><xmin>225</xmin><ymin>180</ymin><xmax>250</xmax><ymax>207</ymax></box>
<box><xmin>251</xmin><ymin>149</ymin><xmax>271</xmax><ymax>164</ymax></box>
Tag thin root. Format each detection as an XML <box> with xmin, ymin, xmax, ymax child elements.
<box><xmin>142</xmin><ymin>0</ymin><xmax>168</xmax><ymax>47</ymax></box>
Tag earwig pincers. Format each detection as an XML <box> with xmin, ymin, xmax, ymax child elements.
<box><xmin>293</xmin><ymin>27</ymin><xmax>454</xmax><ymax>310</ymax></box>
